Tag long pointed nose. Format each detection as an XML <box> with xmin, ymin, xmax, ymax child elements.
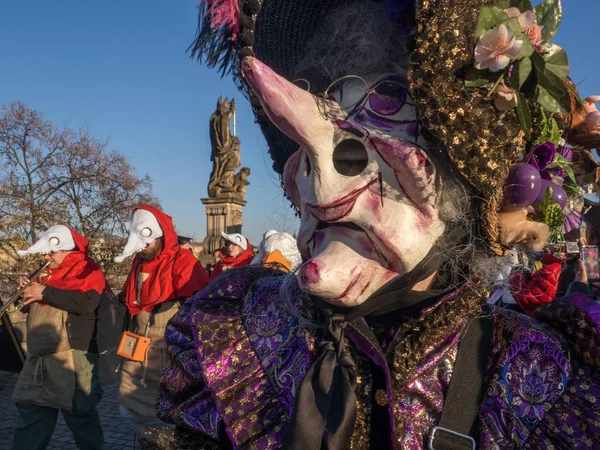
<box><xmin>241</xmin><ymin>57</ymin><xmax>334</xmax><ymax>150</ymax></box>
<box><xmin>114</xmin><ymin>234</ymin><xmax>145</xmax><ymax>263</ymax></box>
<box><xmin>17</xmin><ymin>238</ymin><xmax>49</xmax><ymax>257</ymax></box>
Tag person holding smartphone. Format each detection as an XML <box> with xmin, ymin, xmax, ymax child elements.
<box><xmin>568</xmin><ymin>253</ymin><xmax>600</xmax><ymax>300</ymax></box>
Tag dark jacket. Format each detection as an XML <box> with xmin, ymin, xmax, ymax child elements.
<box><xmin>42</xmin><ymin>286</ymin><xmax>101</xmax><ymax>352</ymax></box>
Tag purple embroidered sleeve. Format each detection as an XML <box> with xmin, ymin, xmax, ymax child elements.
<box><xmin>479</xmin><ymin>310</ymin><xmax>572</xmax><ymax>448</ymax></box>
<box><xmin>156</xmin><ymin>267</ymin><xmax>316</xmax><ymax>449</ymax></box>
<box><xmin>242</xmin><ymin>277</ymin><xmax>317</xmax><ymax>419</ymax></box>
<box><xmin>534</xmin><ymin>293</ymin><xmax>600</xmax><ymax>369</ymax></box>
<box><xmin>522</xmin><ymin>364</ymin><xmax>600</xmax><ymax>450</ymax></box>
<box><xmin>479</xmin><ymin>302</ymin><xmax>600</xmax><ymax>449</ymax></box>
<box><xmin>157</xmin><ymin>299</ymin><xmax>222</xmax><ymax>439</ymax></box>
<box><xmin>188</xmin><ymin>267</ymin><xmax>311</xmax><ymax>448</ymax></box>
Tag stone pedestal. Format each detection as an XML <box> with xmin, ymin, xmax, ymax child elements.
<box><xmin>201</xmin><ymin>195</ymin><xmax>246</xmax><ymax>254</ymax></box>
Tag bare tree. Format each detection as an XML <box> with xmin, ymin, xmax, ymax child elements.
<box><xmin>0</xmin><ymin>101</ymin><xmax>159</xmax><ymax>287</ymax></box>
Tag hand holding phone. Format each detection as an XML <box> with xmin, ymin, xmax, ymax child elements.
<box><xmin>581</xmin><ymin>245</ymin><xmax>600</xmax><ymax>281</ymax></box>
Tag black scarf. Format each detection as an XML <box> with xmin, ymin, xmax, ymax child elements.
<box><xmin>283</xmin><ymin>248</ymin><xmax>443</xmax><ymax>449</ymax></box>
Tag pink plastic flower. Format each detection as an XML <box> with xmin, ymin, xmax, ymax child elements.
<box><xmin>525</xmin><ymin>25</ymin><xmax>544</xmax><ymax>50</ymax></box>
<box><xmin>494</xmin><ymin>81</ymin><xmax>518</xmax><ymax>110</ymax></box>
<box><xmin>505</xmin><ymin>8</ymin><xmax>544</xmax><ymax>50</ymax></box>
<box><xmin>504</xmin><ymin>7</ymin><xmax>521</xmax><ymax>18</ymax></box>
<box><xmin>475</xmin><ymin>24</ymin><xmax>523</xmax><ymax>72</ymax></box>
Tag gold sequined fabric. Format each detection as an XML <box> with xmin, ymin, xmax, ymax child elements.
<box><xmin>344</xmin><ymin>283</ymin><xmax>489</xmax><ymax>448</ymax></box>
<box><xmin>346</xmin><ymin>339</ymin><xmax>373</xmax><ymax>450</ymax></box>
<box><xmin>391</xmin><ymin>282</ymin><xmax>488</xmax><ymax>444</ymax></box>
<box><xmin>409</xmin><ymin>0</ymin><xmax>523</xmax><ymax>255</ymax></box>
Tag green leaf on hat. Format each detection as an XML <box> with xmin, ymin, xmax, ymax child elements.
<box><xmin>533</xmin><ymin>53</ymin><xmax>571</xmax><ymax>112</ymax></box>
<box><xmin>550</xmin><ymin>117</ymin><xmax>561</xmax><ymax>145</ymax></box>
<box><xmin>475</xmin><ymin>6</ymin><xmax>508</xmax><ymax>37</ymax></box>
<box><xmin>544</xmin><ymin>44</ymin><xmax>570</xmax><ymax>78</ymax></box>
<box><xmin>509</xmin><ymin>28</ymin><xmax>535</xmax><ymax>59</ymax></box>
<box><xmin>546</xmin><ymin>154</ymin><xmax>576</xmax><ymax>183</ymax></box>
<box><xmin>465</xmin><ymin>67</ymin><xmax>498</xmax><ymax>88</ymax></box>
<box><xmin>509</xmin><ymin>57</ymin><xmax>533</xmax><ymax>91</ymax></box>
<box><xmin>496</xmin><ymin>0</ymin><xmax>533</xmax><ymax>11</ymax></box>
<box><xmin>515</xmin><ymin>92</ymin><xmax>532</xmax><ymax>139</ymax></box>
<box><xmin>533</xmin><ymin>109</ymin><xmax>562</xmax><ymax>146</ymax></box>
<box><xmin>537</xmin><ymin>85</ymin><xmax>567</xmax><ymax>113</ymax></box>
<box><xmin>543</xmin><ymin>69</ymin><xmax>572</xmax><ymax>112</ymax></box>
<box><xmin>563</xmin><ymin>183</ymin><xmax>582</xmax><ymax>197</ymax></box>
<box><xmin>537</xmin><ymin>70</ymin><xmax>567</xmax><ymax>103</ymax></box>
<box><xmin>534</xmin><ymin>0</ymin><xmax>563</xmax><ymax>41</ymax></box>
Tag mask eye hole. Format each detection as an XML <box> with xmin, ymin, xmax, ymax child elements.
<box><xmin>303</xmin><ymin>153</ymin><xmax>312</xmax><ymax>178</ymax></box>
<box><xmin>140</xmin><ymin>227</ymin><xmax>152</xmax><ymax>238</ymax></box>
<box><xmin>333</xmin><ymin>139</ymin><xmax>368</xmax><ymax>177</ymax></box>
<box><xmin>49</xmin><ymin>237</ymin><xmax>60</xmax><ymax>246</ymax></box>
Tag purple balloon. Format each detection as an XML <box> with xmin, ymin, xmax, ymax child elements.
<box><xmin>502</xmin><ymin>163</ymin><xmax>542</xmax><ymax>212</ymax></box>
<box><xmin>534</xmin><ymin>179</ymin><xmax>568</xmax><ymax>209</ymax></box>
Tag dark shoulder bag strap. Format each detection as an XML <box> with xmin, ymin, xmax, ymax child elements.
<box><xmin>428</xmin><ymin>309</ymin><xmax>495</xmax><ymax>450</ymax></box>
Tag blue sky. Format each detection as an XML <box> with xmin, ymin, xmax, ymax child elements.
<box><xmin>0</xmin><ymin>1</ymin><xmax>598</xmax><ymax>245</ymax></box>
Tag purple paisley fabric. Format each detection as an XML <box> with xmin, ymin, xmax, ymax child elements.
<box><xmin>157</xmin><ymin>271</ymin><xmax>600</xmax><ymax>449</ymax></box>
<box><xmin>479</xmin><ymin>309</ymin><xmax>572</xmax><ymax>447</ymax></box>
<box><xmin>156</xmin><ymin>299</ymin><xmax>222</xmax><ymax>438</ymax></box>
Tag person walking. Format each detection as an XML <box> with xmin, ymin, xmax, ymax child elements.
<box><xmin>114</xmin><ymin>205</ymin><xmax>209</xmax><ymax>432</ymax></box>
<box><xmin>12</xmin><ymin>225</ymin><xmax>108</xmax><ymax>450</ymax></box>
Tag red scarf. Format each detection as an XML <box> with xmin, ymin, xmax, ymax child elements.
<box><xmin>44</xmin><ymin>227</ymin><xmax>108</xmax><ymax>294</ymax></box>
<box><xmin>121</xmin><ymin>205</ymin><xmax>210</xmax><ymax>315</ymax></box>
<box><xmin>211</xmin><ymin>238</ymin><xmax>253</xmax><ymax>279</ymax></box>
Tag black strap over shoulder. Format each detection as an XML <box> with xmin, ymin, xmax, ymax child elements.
<box><xmin>429</xmin><ymin>308</ymin><xmax>495</xmax><ymax>450</ymax></box>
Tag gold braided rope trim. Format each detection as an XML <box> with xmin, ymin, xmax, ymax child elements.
<box><xmin>483</xmin><ymin>194</ymin><xmax>510</xmax><ymax>256</ymax></box>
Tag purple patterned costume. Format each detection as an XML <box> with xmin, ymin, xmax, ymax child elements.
<box><xmin>152</xmin><ymin>267</ymin><xmax>600</xmax><ymax>449</ymax></box>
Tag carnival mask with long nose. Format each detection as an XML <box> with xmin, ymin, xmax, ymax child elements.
<box><xmin>243</xmin><ymin>58</ymin><xmax>445</xmax><ymax>306</ymax></box>
<box><xmin>17</xmin><ymin>225</ymin><xmax>76</xmax><ymax>256</ymax></box>
<box><xmin>114</xmin><ymin>209</ymin><xmax>163</xmax><ymax>263</ymax></box>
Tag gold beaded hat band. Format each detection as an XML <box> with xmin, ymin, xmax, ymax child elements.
<box><xmin>192</xmin><ymin>0</ymin><xmax>600</xmax><ymax>255</ymax></box>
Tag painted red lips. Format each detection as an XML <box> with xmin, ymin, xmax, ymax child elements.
<box><xmin>306</xmin><ymin>178</ymin><xmax>378</xmax><ymax>222</ymax></box>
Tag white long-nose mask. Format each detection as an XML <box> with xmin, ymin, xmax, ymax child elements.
<box><xmin>114</xmin><ymin>210</ymin><xmax>163</xmax><ymax>263</ymax></box>
<box><xmin>17</xmin><ymin>225</ymin><xmax>76</xmax><ymax>256</ymax></box>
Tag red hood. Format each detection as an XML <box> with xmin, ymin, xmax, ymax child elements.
<box><xmin>134</xmin><ymin>204</ymin><xmax>178</xmax><ymax>254</ymax></box>
<box><xmin>210</xmin><ymin>238</ymin><xmax>254</xmax><ymax>279</ymax></box>
<box><xmin>122</xmin><ymin>205</ymin><xmax>210</xmax><ymax>314</ymax></box>
<box><xmin>62</xmin><ymin>225</ymin><xmax>90</xmax><ymax>255</ymax></box>
<box><xmin>44</xmin><ymin>224</ymin><xmax>108</xmax><ymax>294</ymax></box>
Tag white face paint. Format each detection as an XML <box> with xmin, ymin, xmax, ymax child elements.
<box><xmin>242</xmin><ymin>57</ymin><xmax>445</xmax><ymax>306</ymax></box>
<box><xmin>17</xmin><ymin>225</ymin><xmax>76</xmax><ymax>256</ymax></box>
<box><xmin>114</xmin><ymin>209</ymin><xmax>163</xmax><ymax>263</ymax></box>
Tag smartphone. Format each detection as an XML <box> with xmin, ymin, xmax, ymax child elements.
<box><xmin>581</xmin><ymin>245</ymin><xmax>600</xmax><ymax>281</ymax></box>
<box><xmin>565</xmin><ymin>241</ymin><xmax>580</xmax><ymax>255</ymax></box>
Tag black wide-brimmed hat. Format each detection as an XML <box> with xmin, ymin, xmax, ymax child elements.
<box><xmin>191</xmin><ymin>0</ymin><xmax>417</xmax><ymax>175</ymax></box>
<box><xmin>191</xmin><ymin>0</ymin><xmax>599</xmax><ymax>255</ymax></box>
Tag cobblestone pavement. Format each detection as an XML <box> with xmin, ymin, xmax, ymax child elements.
<box><xmin>0</xmin><ymin>371</ymin><xmax>135</xmax><ymax>450</ymax></box>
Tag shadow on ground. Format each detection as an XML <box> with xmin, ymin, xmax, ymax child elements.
<box><xmin>0</xmin><ymin>372</ymin><xmax>135</xmax><ymax>450</ymax></box>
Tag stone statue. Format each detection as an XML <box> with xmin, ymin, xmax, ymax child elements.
<box><xmin>208</xmin><ymin>96</ymin><xmax>250</xmax><ymax>200</ymax></box>
<box><xmin>232</xmin><ymin>167</ymin><xmax>251</xmax><ymax>197</ymax></box>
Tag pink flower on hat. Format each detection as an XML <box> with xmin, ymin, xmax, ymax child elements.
<box><xmin>475</xmin><ymin>24</ymin><xmax>523</xmax><ymax>72</ymax></box>
<box><xmin>505</xmin><ymin>8</ymin><xmax>544</xmax><ymax>50</ymax></box>
<box><xmin>494</xmin><ymin>81</ymin><xmax>518</xmax><ymax>110</ymax></box>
